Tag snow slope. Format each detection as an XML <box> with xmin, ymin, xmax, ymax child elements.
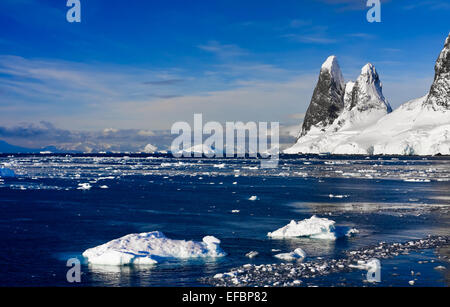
<box><xmin>285</xmin><ymin>34</ymin><xmax>450</xmax><ymax>156</ymax></box>
<box><xmin>285</xmin><ymin>95</ymin><xmax>450</xmax><ymax>155</ymax></box>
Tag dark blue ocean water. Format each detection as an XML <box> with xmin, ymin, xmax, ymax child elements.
<box><xmin>0</xmin><ymin>154</ymin><xmax>449</xmax><ymax>286</ymax></box>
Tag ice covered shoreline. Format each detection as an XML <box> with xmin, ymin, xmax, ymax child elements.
<box><xmin>203</xmin><ymin>236</ymin><xmax>449</xmax><ymax>287</ymax></box>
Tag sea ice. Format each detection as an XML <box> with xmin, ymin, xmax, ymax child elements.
<box><xmin>245</xmin><ymin>251</ymin><xmax>259</xmax><ymax>259</ymax></box>
<box><xmin>274</xmin><ymin>248</ymin><xmax>306</xmax><ymax>261</ymax></box>
<box><xmin>77</xmin><ymin>183</ymin><xmax>92</xmax><ymax>190</ymax></box>
<box><xmin>268</xmin><ymin>215</ymin><xmax>358</xmax><ymax>240</ymax></box>
<box><xmin>82</xmin><ymin>231</ymin><xmax>226</xmax><ymax>265</ymax></box>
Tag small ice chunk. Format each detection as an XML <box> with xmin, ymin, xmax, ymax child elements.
<box><xmin>82</xmin><ymin>231</ymin><xmax>226</xmax><ymax>266</ymax></box>
<box><xmin>231</xmin><ymin>210</ymin><xmax>240</xmax><ymax>213</ymax></box>
<box><xmin>100</xmin><ymin>185</ymin><xmax>109</xmax><ymax>189</ymax></box>
<box><xmin>77</xmin><ymin>183</ymin><xmax>92</xmax><ymax>190</ymax></box>
<box><xmin>328</xmin><ymin>194</ymin><xmax>348</xmax><ymax>198</ymax></box>
<box><xmin>274</xmin><ymin>248</ymin><xmax>306</xmax><ymax>261</ymax></box>
<box><xmin>245</xmin><ymin>251</ymin><xmax>259</xmax><ymax>259</ymax></box>
<box><xmin>248</xmin><ymin>196</ymin><xmax>259</xmax><ymax>201</ymax></box>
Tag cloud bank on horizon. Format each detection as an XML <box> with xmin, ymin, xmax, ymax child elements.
<box><xmin>0</xmin><ymin>0</ymin><xmax>449</xmax><ymax>151</ymax></box>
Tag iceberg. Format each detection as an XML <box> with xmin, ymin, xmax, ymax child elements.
<box><xmin>268</xmin><ymin>215</ymin><xmax>358</xmax><ymax>240</ymax></box>
<box><xmin>274</xmin><ymin>248</ymin><xmax>306</xmax><ymax>261</ymax></box>
<box><xmin>77</xmin><ymin>183</ymin><xmax>92</xmax><ymax>190</ymax></box>
<box><xmin>82</xmin><ymin>231</ymin><xmax>226</xmax><ymax>265</ymax></box>
<box><xmin>245</xmin><ymin>251</ymin><xmax>259</xmax><ymax>259</ymax></box>
<box><xmin>143</xmin><ymin>144</ymin><xmax>158</xmax><ymax>154</ymax></box>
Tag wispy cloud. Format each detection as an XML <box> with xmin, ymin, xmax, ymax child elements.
<box><xmin>316</xmin><ymin>0</ymin><xmax>390</xmax><ymax>11</ymax></box>
<box><xmin>143</xmin><ymin>79</ymin><xmax>186</xmax><ymax>86</ymax></box>
<box><xmin>198</xmin><ymin>41</ymin><xmax>249</xmax><ymax>58</ymax></box>
<box><xmin>347</xmin><ymin>33</ymin><xmax>376</xmax><ymax>39</ymax></box>
<box><xmin>0</xmin><ymin>121</ymin><xmax>175</xmax><ymax>152</ymax></box>
<box><xmin>282</xmin><ymin>34</ymin><xmax>338</xmax><ymax>44</ymax></box>
<box><xmin>402</xmin><ymin>0</ymin><xmax>450</xmax><ymax>10</ymax></box>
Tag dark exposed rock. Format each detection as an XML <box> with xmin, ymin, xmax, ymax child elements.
<box><xmin>348</xmin><ymin>63</ymin><xmax>392</xmax><ymax>113</ymax></box>
<box><xmin>425</xmin><ymin>33</ymin><xmax>450</xmax><ymax>109</ymax></box>
<box><xmin>299</xmin><ymin>56</ymin><xmax>345</xmax><ymax>138</ymax></box>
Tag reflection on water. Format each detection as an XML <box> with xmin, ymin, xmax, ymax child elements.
<box><xmin>86</xmin><ymin>258</ymin><xmax>225</xmax><ymax>287</ymax></box>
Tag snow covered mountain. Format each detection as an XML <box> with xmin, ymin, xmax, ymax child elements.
<box><xmin>285</xmin><ymin>34</ymin><xmax>450</xmax><ymax>155</ymax></box>
<box><xmin>299</xmin><ymin>55</ymin><xmax>345</xmax><ymax>138</ymax></box>
<box><xmin>424</xmin><ymin>34</ymin><xmax>450</xmax><ymax>110</ymax></box>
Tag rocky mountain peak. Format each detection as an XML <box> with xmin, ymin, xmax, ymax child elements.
<box><xmin>320</xmin><ymin>55</ymin><xmax>345</xmax><ymax>88</ymax></box>
<box><xmin>424</xmin><ymin>33</ymin><xmax>450</xmax><ymax>109</ymax></box>
<box><xmin>299</xmin><ymin>56</ymin><xmax>345</xmax><ymax>138</ymax></box>
<box><xmin>348</xmin><ymin>63</ymin><xmax>392</xmax><ymax>113</ymax></box>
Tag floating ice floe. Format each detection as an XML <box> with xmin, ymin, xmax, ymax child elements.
<box><xmin>348</xmin><ymin>258</ymin><xmax>381</xmax><ymax>271</ymax></box>
<box><xmin>0</xmin><ymin>167</ymin><xmax>15</xmax><ymax>177</ymax></box>
<box><xmin>82</xmin><ymin>231</ymin><xmax>226</xmax><ymax>265</ymax></box>
<box><xmin>268</xmin><ymin>215</ymin><xmax>358</xmax><ymax>240</ymax></box>
<box><xmin>248</xmin><ymin>196</ymin><xmax>259</xmax><ymax>201</ymax></box>
<box><xmin>77</xmin><ymin>183</ymin><xmax>92</xmax><ymax>190</ymax></box>
<box><xmin>328</xmin><ymin>194</ymin><xmax>349</xmax><ymax>198</ymax></box>
<box><xmin>403</xmin><ymin>179</ymin><xmax>431</xmax><ymax>183</ymax></box>
<box><xmin>245</xmin><ymin>251</ymin><xmax>259</xmax><ymax>259</ymax></box>
<box><xmin>274</xmin><ymin>248</ymin><xmax>306</xmax><ymax>261</ymax></box>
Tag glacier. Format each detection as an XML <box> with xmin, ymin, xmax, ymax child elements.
<box><xmin>285</xmin><ymin>34</ymin><xmax>450</xmax><ymax>156</ymax></box>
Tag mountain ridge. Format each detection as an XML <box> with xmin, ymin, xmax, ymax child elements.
<box><xmin>286</xmin><ymin>33</ymin><xmax>450</xmax><ymax>156</ymax></box>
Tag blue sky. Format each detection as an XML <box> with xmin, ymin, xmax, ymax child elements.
<box><xmin>0</xmin><ymin>0</ymin><xmax>449</xmax><ymax>150</ymax></box>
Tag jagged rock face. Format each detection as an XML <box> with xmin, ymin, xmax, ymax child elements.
<box><xmin>299</xmin><ymin>56</ymin><xmax>345</xmax><ymax>137</ymax></box>
<box><xmin>425</xmin><ymin>33</ymin><xmax>450</xmax><ymax>109</ymax></box>
<box><xmin>328</xmin><ymin>63</ymin><xmax>391</xmax><ymax>132</ymax></box>
<box><xmin>343</xmin><ymin>81</ymin><xmax>355</xmax><ymax>109</ymax></box>
<box><xmin>348</xmin><ymin>63</ymin><xmax>392</xmax><ymax>113</ymax></box>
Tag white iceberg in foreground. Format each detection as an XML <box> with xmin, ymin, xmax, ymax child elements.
<box><xmin>268</xmin><ymin>215</ymin><xmax>358</xmax><ymax>240</ymax></box>
<box><xmin>82</xmin><ymin>231</ymin><xmax>226</xmax><ymax>265</ymax></box>
<box><xmin>274</xmin><ymin>248</ymin><xmax>306</xmax><ymax>261</ymax></box>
